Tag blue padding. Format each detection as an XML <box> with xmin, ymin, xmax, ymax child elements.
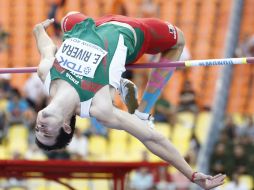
<box><xmin>142</xmin><ymin>70</ymin><xmax>174</xmax><ymax>113</ymax></box>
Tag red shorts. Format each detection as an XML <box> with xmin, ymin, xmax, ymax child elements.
<box><xmin>61</xmin><ymin>13</ymin><xmax>178</xmax><ymax>59</ymax></box>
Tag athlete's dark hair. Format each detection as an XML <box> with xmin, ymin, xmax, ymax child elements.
<box><xmin>35</xmin><ymin>115</ymin><xmax>76</xmax><ymax>151</ymax></box>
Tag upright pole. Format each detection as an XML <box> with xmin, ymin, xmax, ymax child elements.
<box><xmin>196</xmin><ymin>0</ymin><xmax>244</xmax><ymax>189</ymax></box>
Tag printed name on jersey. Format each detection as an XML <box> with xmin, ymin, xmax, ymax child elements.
<box><xmin>55</xmin><ymin>38</ymin><xmax>107</xmax><ymax>78</ymax></box>
<box><xmin>62</xmin><ymin>44</ymin><xmax>93</xmax><ymax>62</ymax></box>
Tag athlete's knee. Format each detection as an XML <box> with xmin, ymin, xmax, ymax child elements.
<box><xmin>174</xmin><ymin>27</ymin><xmax>185</xmax><ymax>50</ymax></box>
<box><xmin>162</xmin><ymin>27</ymin><xmax>185</xmax><ymax>57</ymax></box>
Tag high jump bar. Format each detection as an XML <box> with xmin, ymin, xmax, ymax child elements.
<box><xmin>0</xmin><ymin>57</ymin><xmax>254</xmax><ymax>74</ymax></box>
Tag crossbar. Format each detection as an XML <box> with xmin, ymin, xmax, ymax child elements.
<box><xmin>0</xmin><ymin>57</ymin><xmax>253</xmax><ymax>74</ymax></box>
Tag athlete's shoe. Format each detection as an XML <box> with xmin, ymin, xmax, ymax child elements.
<box><xmin>134</xmin><ymin>109</ymin><xmax>155</xmax><ymax>129</ymax></box>
<box><xmin>119</xmin><ymin>78</ymin><xmax>139</xmax><ymax>114</ymax></box>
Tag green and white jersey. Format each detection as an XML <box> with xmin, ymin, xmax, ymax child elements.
<box><xmin>44</xmin><ymin>18</ymin><xmax>138</xmax><ymax>118</ymax></box>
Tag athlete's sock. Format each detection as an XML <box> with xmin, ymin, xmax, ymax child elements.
<box><xmin>141</xmin><ymin>58</ymin><xmax>175</xmax><ymax>113</ymax></box>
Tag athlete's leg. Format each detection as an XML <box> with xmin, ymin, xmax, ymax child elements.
<box><xmin>90</xmin><ymin>84</ymin><xmax>225</xmax><ymax>190</ymax></box>
<box><xmin>89</xmin><ymin>86</ymin><xmax>116</xmax><ymax>136</ymax></box>
<box><xmin>137</xmin><ymin>27</ymin><xmax>185</xmax><ymax>115</ymax></box>
<box><xmin>89</xmin><ymin>85</ymin><xmax>193</xmax><ymax>179</ymax></box>
<box><xmin>120</xmin><ymin>22</ymin><xmax>185</xmax><ymax>121</ymax></box>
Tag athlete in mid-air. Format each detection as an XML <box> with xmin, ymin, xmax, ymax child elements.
<box><xmin>33</xmin><ymin>12</ymin><xmax>225</xmax><ymax>189</ymax></box>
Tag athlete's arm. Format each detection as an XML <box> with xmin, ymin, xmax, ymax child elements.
<box><xmin>33</xmin><ymin>19</ymin><xmax>57</xmax><ymax>82</ymax></box>
<box><xmin>90</xmin><ymin>86</ymin><xmax>226</xmax><ymax>190</ymax></box>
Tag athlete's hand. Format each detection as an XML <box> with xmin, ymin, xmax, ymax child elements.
<box><xmin>33</xmin><ymin>18</ymin><xmax>54</xmax><ymax>35</ymax></box>
<box><xmin>41</xmin><ymin>18</ymin><xmax>55</xmax><ymax>29</ymax></box>
<box><xmin>192</xmin><ymin>172</ymin><xmax>226</xmax><ymax>190</ymax></box>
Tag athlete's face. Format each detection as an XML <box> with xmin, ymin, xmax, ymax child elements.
<box><xmin>35</xmin><ymin>109</ymin><xmax>67</xmax><ymax>146</ymax></box>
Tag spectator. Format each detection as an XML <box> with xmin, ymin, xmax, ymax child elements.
<box><xmin>217</xmin><ymin>130</ymin><xmax>231</xmax><ymax>144</ymax></box>
<box><xmin>154</xmin><ymin>95</ymin><xmax>173</xmax><ymax>123</ymax></box>
<box><xmin>128</xmin><ymin>150</ymin><xmax>154</xmax><ymax>190</ymax></box>
<box><xmin>0</xmin><ymin>23</ymin><xmax>9</xmax><ymax>52</ymax></box>
<box><xmin>141</xmin><ymin>150</ymin><xmax>149</xmax><ymax>162</ymax></box>
<box><xmin>224</xmin><ymin>172</ymin><xmax>248</xmax><ymax>190</ymax></box>
<box><xmin>23</xmin><ymin>107</ymin><xmax>37</xmax><ymax>131</ymax></box>
<box><xmin>178</xmin><ymin>81</ymin><xmax>198</xmax><ymax>113</ymax></box>
<box><xmin>237</xmin><ymin>135</ymin><xmax>254</xmax><ymax>178</ymax></box>
<box><xmin>0</xmin><ymin>75</ymin><xmax>12</xmax><ymax>143</ymax></box>
<box><xmin>67</xmin><ymin>128</ymin><xmax>88</xmax><ymax>160</ymax></box>
<box><xmin>83</xmin><ymin>117</ymin><xmax>108</xmax><ymax>138</ymax></box>
<box><xmin>217</xmin><ymin>130</ymin><xmax>234</xmax><ymax>154</ymax></box>
<box><xmin>232</xmin><ymin>144</ymin><xmax>248</xmax><ymax>175</ymax></box>
<box><xmin>167</xmin><ymin>110</ymin><xmax>180</xmax><ymax>139</ymax></box>
<box><xmin>210</xmin><ymin>143</ymin><xmax>234</xmax><ymax>176</ymax></box>
<box><xmin>0</xmin><ymin>109</ymin><xmax>6</xmax><ymax>143</ymax></box>
<box><xmin>189</xmin><ymin>132</ymin><xmax>200</xmax><ymax>155</ymax></box>
<box><xmin>237</xmin><ymin>115</ymin><xmax>254</xmax><ymax>141</ymax></box>
<box><xmin>153</xmin><ymin>166</ymin><xmax>174</xmax><ymax>190</ymax></box>
<box><xmin>171</xmin><ymin>155</ymin><xmax>192</xmax><ymax>190</ymax></box>
<box><xmin>25</xmin><ymin>144</ymin><xmax>46</xmax><ymax>160</ymax></box>
<box><xmin>0</xmin><ymin>74</ymin><xmax>12</xmax><ymax>95</ymax></box>
<box><xmin>6</xmin><ymin>88</ymin><xmax>29</xmax><ymax>125</ymax></box>
<box><xmin>237</xmin><ymin>134</ymin><xmax>253</xmax><ymax>156</ymax></box>
<box><xmin>130</xmin><ymin>167</ymin><xmax>154</xmax><ymax>190</ymax></box>
<box><xmin>238</xmin><ymin>35</ymin><xmax>254</xmax><ymax>57</ymax></box>
<box><xmin>5</xmin><ymin>151</ymin><xmax>28</xmax><ymax>189</ymax></box>
<box><xmin>223</xmin><ymin>115</ymin><xmax>237</xmax><ymax>139</ymax></box>
<box><xmin>247</xmin><ymin>149</ymin><xmax>254</xmax><ymax>178</ymax></box>
<box><xmin>45</xmin><ymin>149</ymin><xmax>70</xmax><ymax>160</ymax></box>
<box><xmin>185</xmin><ymin>132</ymin><xmax>201</xmax><ymax>166</ymax></box>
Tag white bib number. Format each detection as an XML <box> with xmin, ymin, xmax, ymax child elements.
<box><xmin>55</xmin><ymin>38</ymin><xmax>107</xmax><ymax>78</ymax></box>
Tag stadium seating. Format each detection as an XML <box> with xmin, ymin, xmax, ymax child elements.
<box><xmin>6</xmin><ymin>124</ymin><xmax>28</xmax><ymax>158</ymax></box>
<box><xmin>1</xmin><ymin>1</ymin><xmax>254</xmax><ymax>189</ymax></box>
<box><xmin>1</xmin><ymin>0</ymin><xmax>253</xmax><ymax>114</ymax></box>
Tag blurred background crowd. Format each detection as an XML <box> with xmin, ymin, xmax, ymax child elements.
<box><xmin>0</xmin><ymin>0</ymin><xmax>254</xmax><ymax>189</ymax></box>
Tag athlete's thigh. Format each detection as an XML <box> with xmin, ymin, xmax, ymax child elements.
<box><xmin>140</xmin><ymin>18</ymin><xmax>178</xmax><ymax>54</ymax></box>
<box><xmin>109</xmin><ymin>86</ymin><xmax>116</xmax><ymax>101</ymax></box>
<box><xmin>89</xmin><ymin>85</ymin><xmax>114</xmax><ymax>120</ymax></box>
